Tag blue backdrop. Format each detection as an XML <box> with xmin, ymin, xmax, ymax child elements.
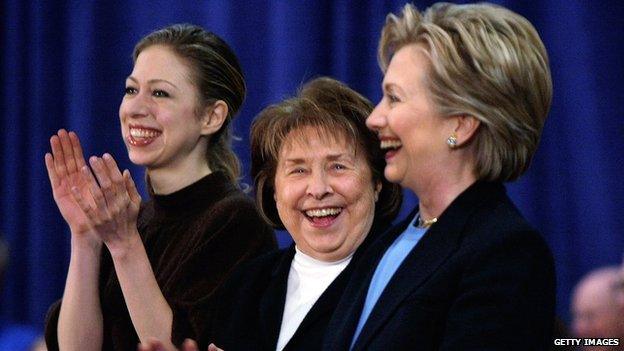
<box><xmin>1</xmin><ymin>0</ymin><xmax>623</xmax><ymax>333</ymax></box>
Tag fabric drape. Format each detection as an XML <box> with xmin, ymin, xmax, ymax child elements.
<box><xmin>1</xmin><ymin>0</ymin><xmax>623</xmax><ymax>329</ymax></box>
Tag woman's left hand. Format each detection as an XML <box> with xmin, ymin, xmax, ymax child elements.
<box><xmin>72</xmin><ymin>153</ymin><xmax>142</xmax><ymax>257</ymax></box>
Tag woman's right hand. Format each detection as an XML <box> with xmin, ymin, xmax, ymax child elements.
<box><xmin>45</xmin><ymin>129</ymin><xmax>100</xmax><ymax>243</ymax></box>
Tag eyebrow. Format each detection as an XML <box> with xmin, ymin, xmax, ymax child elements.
<box><xmin>126</xmin><ymin>76</ymin><xmax>179</xmax><ymax>90</ymax></box>
<box><xmin>382</xmin><ymin>82</ymin><xmax>398</xmax><ymax>93</ymax></box>
<box><xmin>283</xmin><ymin>153</ymin><xmax>353</xmax><ymax>164</ymax></box>
<box><xmin>327</xmin><ymin>153</ymin><xmax>352</xmax><ymax>161</ymax></box>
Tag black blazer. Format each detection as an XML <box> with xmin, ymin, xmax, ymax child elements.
<box><xmin>208</xmin><ymin>221</ymin><xmax>389</xmax><ymax>351</ymax></box>
<box><xmin>323</xmin><ymin>181</ymin><xmax>556</xmax><ymax>351</ymax></box>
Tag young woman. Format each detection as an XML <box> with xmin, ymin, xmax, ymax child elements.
<box><xmin>44</xmin><ymin>24</ymin><xmax>275</xmax><ymax>351</ymax></box>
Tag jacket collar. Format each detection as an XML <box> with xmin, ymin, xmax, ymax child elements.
<box><xmin>259</xmin><ymin>245</ymin><xmax>296</xmax><ymax>349</ymax></box>
<box><xmin>351</xmin><ymin>181</ymin><xmax>506</xmax><ymax>350</ymax></box>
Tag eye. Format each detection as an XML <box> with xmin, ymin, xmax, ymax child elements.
<box><xmin>387</xmin><ymin>93</ymin><xmax>400</xmax><ymax>104</ymax></box>
<box><xmin>153</xmin><ymin>89</ymin><xmax>170</xmax><ymax>98</ymax></box>
<box><xmin>331</xmin><ymin>163</ymin><xmax>347</xmax><ymax>171</ymax></box>
<box><xmin>125</xmin><ymin>86</ymin><xmax>137</xmax><ymax>95</ymax></box>
<box><xmin>289</xmin><ymin>167</ymin><xmax>306</xmax><ymax>175</ymax></box>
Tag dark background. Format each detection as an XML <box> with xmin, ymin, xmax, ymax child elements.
<box><xmin>1</xmin><ymin>0</ymin><xmax>623</xmax><ymax>332</ymax></box>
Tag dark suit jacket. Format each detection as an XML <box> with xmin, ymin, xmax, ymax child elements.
<box><xmin>208</xmin><ymin>221</ymin><xmax>389</xmax><ymax>351</ymax></box>
<box><xmin>323</xmin><ymin>181</ymin><xmax>556</xmax><ymax>351</ymax></box>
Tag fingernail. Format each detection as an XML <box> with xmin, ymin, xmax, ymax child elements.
<box><xmin>103</xmin><ymin>153</ymin><xmax>111</xmax><ymax>160</ymax></box>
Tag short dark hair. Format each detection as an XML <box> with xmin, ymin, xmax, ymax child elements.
<box><xmin>250</xmin><ymin>77</ymin><xmax>402</xmax><ymax>229</ymax></box>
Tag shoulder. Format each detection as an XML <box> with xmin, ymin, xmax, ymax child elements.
<box><xmin>461</xmin><ymin>194</ymin><xmax>551</xmax><ymax>257</ymax></box>
<box><xmin>210</xmin><ymin>189</ymin><xmax>261</xmax><ymax>216</ymax></box>
<box><xmin>232</xmin><ymin>249</ymin><xmax>286</xmax><ymax>277</ymax></box>
<box><xmin>450</xmin><ymin>195</ymin><xmax>555</xmax><ymax>291</ymax></box>
<box><xmin>205</xmin><ymin>189</ymin><xmax>276</xmax><ymax>246</ymax></box>
<box><xmin>219</xmin><ymin>248</ymin><xmax>288</xmax><ymax>293</ymax></box>
<box><xmin>198</xmin><ymin>189</ymin><xmax>273</xmax><ymax>234</ymax></box>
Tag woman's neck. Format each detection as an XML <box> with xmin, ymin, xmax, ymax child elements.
<box><xmin>413</xmin><ymin>155</ymin><xmax>478</xmax><ymax>221</ymax></box>
<box><xmin>148</xmin><ymin>161</ymin><xmax>212</xmax><ymax>195</ymax></box>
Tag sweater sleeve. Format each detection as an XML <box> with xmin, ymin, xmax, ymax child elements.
<box><xmin>43</xmin><ymin>299</ymin><xmax>62</xmax><ymax>351</ymax></box>
<box><xmin>166</xmin><ymin>194</ymin><xmax>276</xmax><ymax>347</ymax></box>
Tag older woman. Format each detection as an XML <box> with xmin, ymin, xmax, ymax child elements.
<box><xmin>192</xmin><ymin>77</ymin><xmax>401</xmax><ymax>351</ymax></box>
<box><xmin>323</xmin><ymin>3</ymin><xmax>556</xmax><ymax>350</ymax></box>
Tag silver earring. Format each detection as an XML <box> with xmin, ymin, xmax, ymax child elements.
<box><xmin>446</xmin><ymin>134</ymin><xmax>458</xmax><ymax>148</ymax></box>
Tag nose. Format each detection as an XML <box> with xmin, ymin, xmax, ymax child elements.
<box><xmin>366</xmin><ymin>100</ymin><xmax>386</xmax><ymax>132</ymax></box>
<box><xmin>120</xmin><ymin>91</ymin><xmax>151</xmax><ymax>119</ymax></box>
<box><xmin>307</xmin><ymin>170</ymin><xmax>333</xmax><ymax>200</ymax></box>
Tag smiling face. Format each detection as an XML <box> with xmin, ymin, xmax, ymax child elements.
<box><xmin>273</xmin><ymin>127</ymin><xmax>379</xmax><ymax>262</ymax></box>
<box><xmin>366</xmin><ymin>44</ymin><xmax>453</xmax><ymax>192</ymax></box>
<box><xmin>119</xmin><ymin>45</ymin><xmax>208</xmax><ymax>172</ymax></box>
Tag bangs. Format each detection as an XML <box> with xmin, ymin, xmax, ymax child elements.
<box><xmin>259</xmin><ymin>100</ymin><xmax>361</xmax><ymax>164</ymax></box>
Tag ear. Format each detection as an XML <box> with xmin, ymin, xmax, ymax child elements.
<box><xmin>452</xmin><ymin>114</ymin><xmax>480</xmax><ymax>147</ymax></box>
<box><xmin>200</xmin><ymin>100</ymin><xmax>229</xmax><ymax>136</ymax></box>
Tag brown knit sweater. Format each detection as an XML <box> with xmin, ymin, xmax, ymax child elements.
<box><xmin>45</xmin><ymin>172</ymin><xmax>276</xmax><ymax>350</ymax></box>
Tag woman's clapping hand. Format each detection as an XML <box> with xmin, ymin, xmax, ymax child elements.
<box><xmin>71</xmin><ymin>153</ymin><xmax>142</xmax><ymax>257</ymax></box>
<box><xmin>45</xmin><ymin>129</ymin><xmax>99</xmax><ymax>244</ymax></box>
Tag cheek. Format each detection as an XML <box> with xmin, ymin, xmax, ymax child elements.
<box><xmin>395</xmin><ymin>118</ymin><xmax>416</xmax><ymax>142</ymax></box>
<box><xmin>273</xmin><ymin>180</ymin><xmax>301</xmax><ymax>216</ymax></box>
<box><xmin>119</xmin><ymin>101</ymin><xmax>128</xmax><ymax>121</ymax></box>
<box><xmin>343</xmin><ymin>179</ymin><xmax>376</xmax><ymax>218</ymax></box>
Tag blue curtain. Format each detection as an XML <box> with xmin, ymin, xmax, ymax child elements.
<box><xmin>1</xmin><ymin>0</ymin><xmax>623</xmax><ymax>332</ymax></box>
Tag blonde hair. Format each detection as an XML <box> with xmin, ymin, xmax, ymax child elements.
<box><xmin>379</xmin><ymin>2</ymin><xmax>552</xmax><ymax>181</ymax></box>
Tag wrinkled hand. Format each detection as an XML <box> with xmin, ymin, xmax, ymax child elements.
<box><xmin>71</xmin><ymin>153</ymin><xmax>142</xmax><ymax>257</ymax></box>
<box><xmin>45</xmin><ymin>129</ymin><xmax>99</xmax><ymax>241</ymax></box>
<box><xmin>138</xmin><ymin>338</ymin><xmax>219</xmax><ymax>351</ymax></box>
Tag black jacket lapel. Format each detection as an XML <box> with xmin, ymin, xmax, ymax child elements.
<box><xmin>352</xmin><ymin>182</ymin><xmax>506</xmax><ymax>350</ymax></box>
<box><xmin>258</xmin><ymin>245</ymin><xmax>296</xmax><ymax>350</ymax></box>
<box><xmin>323</xmin><ymin>211</ymin><xmax>417</xmax><ymax>350</ymax></box>
<box><xmin>284</xmin><ymin>219</ymin><xmax>392</xmax><ymax>349</ymax></box>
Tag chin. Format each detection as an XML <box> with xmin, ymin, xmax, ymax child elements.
<box><xmin>384</xmin><ymin>167</ymin><xmax>402</xmax><ymax>185</ymax></box>
<box><xmin>313</xmin><ymin>240</ymin><xmax>347</xmax><ymax>258</ymax></box>
<box><xmin>128</xmin><ymin>153</ymin><xmax>153</xmax><ymax>167</ymax></box>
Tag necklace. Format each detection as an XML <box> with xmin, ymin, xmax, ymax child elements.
<box><xmin>416</xmin><ymin>214</ymin><xmax>438</xmax><ymax>228</ymax></box>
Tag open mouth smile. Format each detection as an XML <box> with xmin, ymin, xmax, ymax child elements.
<box><xmin>380</xmin><ymin>138</ymin><xmax>402</xmax><ymax>159</ymax></box>
<box><xmin>302</xmin><ymin>207</ymin><xmax>343</xmax><ymax>227</ymax></box>
<box><xmin>128</xmin><ymin>125</ymin><xmax>162</xmax><ymax>146</ymax></box>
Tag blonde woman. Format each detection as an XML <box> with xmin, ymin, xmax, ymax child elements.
<box><xmin>325</xmin><ymin>3</ymin><xmax>556</xmax><ymax>350</ymax></box>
